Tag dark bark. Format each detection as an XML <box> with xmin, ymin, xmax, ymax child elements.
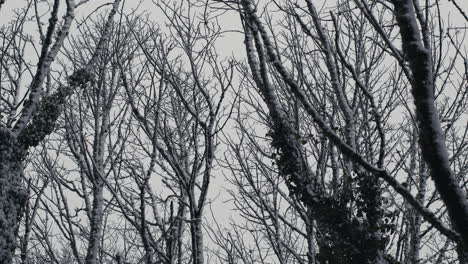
<box><xmin>0</xmin><ymin>129</ymin><xmax>27</xmax><ymax>263</ymax></box>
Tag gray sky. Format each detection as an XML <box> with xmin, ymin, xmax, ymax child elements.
<box><xmin>1</xmin><ymin>1</ymin><xmax>467</xmax><ymax>260</ymax></box>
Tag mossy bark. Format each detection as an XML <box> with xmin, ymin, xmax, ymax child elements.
<box><xmin>0</xmin><ymin>129</ymin><xmax>28</xmax><ymax>263</ymax></box>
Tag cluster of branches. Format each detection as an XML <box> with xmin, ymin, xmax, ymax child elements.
<box><xmin>0</xmin><ymin>0</ymin><xmax>467</xmax><ymax>264</ymax></box>
<box><xmin>214</xmin><ymin>0</ymin><xmax>468</xmax><ymax>263</ymax></box>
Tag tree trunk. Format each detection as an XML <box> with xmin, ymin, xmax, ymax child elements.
<box><xmin>85</xmin><ymin>184</ymin><xmax>105</xmax><ymax>264</ymax></box>
<box><xmin>0</xmin><ymin>129</ymin><xmax>27</xmax><ymax>264</ymax></box>
<box><xmin>190</xmin><ymin>215</ymin><xmax>204</xmax><ymax>264</ymax></box>
<box><xmin>393</xmin><ymin>0</ymin><xmax>468</xmax><ymax>248</ymax></box>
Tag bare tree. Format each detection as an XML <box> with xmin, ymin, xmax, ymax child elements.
<box><xmin>61</xmin><ymin>5</ymin><xmax>125</xmax><ymax>263</ymax></box>
<box><xmin>114</xmin><ymin>2</ymin><xmax>234</xmax><ymax>263</ymax></box>
<box><xmin>0</xmin><ymin>1</ymin><xmax>76</xmax><ymax>262</ymax></box>
<box><xmin>225</xmin><ymin>0</ymin><xmax>468</xmax><ymax>262</ymax></box>
<box><xmin>0</xmin><ymin>0</ymin><xmax>121</xmax><ymax>262</ymax></box>
<box><xmin>2</xmin><ymin>0</ymin><xmax>465</xmax><ymax>263</ymax></box>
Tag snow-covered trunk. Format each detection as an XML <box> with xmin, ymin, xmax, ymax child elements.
<box><xmin>85</xmin><ymin>83</ymin><xmax>108</xmax><ymax>264</ymax></box>
<box><xmin>84</xmin><ymin>183</ymin><xmax>105</xmax><ymax>264</ymax></box>
<box><xmin>0</xmin><ymin>130</ymin><xmax>27</xmax><ymax>264</ymax></box>
<box><xmin>188</xmin><ymin>181</ymin><xmax>204</xmax><ymax>264</ymax></box>
<box><xmin>190</xmin><ymin>211</ymin><xmax>204</xmax><ymax>264</ymax></box>
<box><xmin>394</xmin><ymin>0</ymin><xmax>468</xmax><ymax>248</ymax></box>
<box><xmin>272</xmin><ymin>207</ymin><xmax>286</xmax><ymax>263</ymax></box>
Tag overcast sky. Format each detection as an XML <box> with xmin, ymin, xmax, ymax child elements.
<box><xmin>1</xmin><ymin>0</ymin><xmax>467</xmax><ymax>236</ymax></box>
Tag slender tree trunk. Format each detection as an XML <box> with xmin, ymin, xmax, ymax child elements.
<box><xmin>305</xmin><ymin>207</ymin><xmax>317</xmax><ymax>264</ymax></box>
<box><xmin>140</xmin><ymin>185</ymin><xmax>154</xmax><ymax>264</ymax></box>
<box><xmin>85</xmin><ymin>184</ymin><xmax>105</xmax><ymax>264</ymax></box>
<box><xmin>190</xmin><ymin>212</ymin><xmax>204</xmax><ymax>264</ymax></box>
<box><xmin>407</xmin><ymin>162</ymin><xmax>427</xmax><ymax>264</ymax></box>
<box><xmin>176</xmin><ymin>205</ymin><xmax>185</xmax><ymax>264</ymax></box>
